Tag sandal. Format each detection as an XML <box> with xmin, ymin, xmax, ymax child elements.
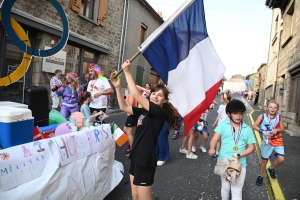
<box><xmin>172</xmin><ymin>132</ymin><xmax>179</xmax><ymax>139</ymax></box>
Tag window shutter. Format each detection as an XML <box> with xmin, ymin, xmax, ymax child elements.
<box><xmin>70</xmin><ymin>0</ymin><xmax>81</xmax><ymax>13</ymax></box>
<box><xmin>98</xmin><ymin>0</ymin><xmax>108</xmax><ymax>26</ymax></box>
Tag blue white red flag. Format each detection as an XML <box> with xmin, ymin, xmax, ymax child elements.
<box><xmin>139</xmin><ymin>0</ymin><xmax>226</xmax><ymax>134</ymax></box>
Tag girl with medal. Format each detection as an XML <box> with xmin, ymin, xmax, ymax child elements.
<box><xmin>56</xmin><ymin>73</ymin><xmax>83</xmax><ymax>119</ymax></box>
<box><xmin>253</xmin><ymin>100</ymin><xmax>285</xmax><ymax>186</ymax></box>
<box><xmin>209</xmin><ymin>99</ymin><xmax>256</xmax><ymax>200</ymax></box>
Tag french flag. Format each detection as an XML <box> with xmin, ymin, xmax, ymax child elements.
<box><xmin>139</xmin><ymin>0</ymin><xmax>226</xmax><ymax>134</ymax></box>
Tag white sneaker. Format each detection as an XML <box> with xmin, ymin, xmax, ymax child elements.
<box><xmin>192</xmin><ymin>146</ymin><xmax>196</xmax><ymax>153</ymax></box>
<box><xmin>157</xmin><ymin>161</ymin><xmax>166</xmax><ymax>166</ymax></box>
<box><xmin>179</xmin><ymin>148</ymin><xmax>188</xmax><ymax>154</ymax></box>
<box><xmin>199</xmin><ymin>146</ymin><xmax>207</xmax><ymax>152</ymax></box>
<box><xmin>186</xmin><ymin>152</ymin><xmax>198</xmax><ymax>159</ymax></box>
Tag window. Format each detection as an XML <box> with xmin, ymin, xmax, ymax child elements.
<box><xmin>140</xmin><ymin>23</ymin><xmax>148</xmax><ymax>45</ymax></box>
<box><xmin>281</xmin><ymin>1</ymin><xmax>294</xmax><ymax>48</ymax></box>
<box><xmin>80</xmin><ymin>0</ymin><xmax>95</xmax><ymax>19</ymax></box>
<box><xmin>289</xmin><ymin>72</ymin><xmax>300</xmax><ymax>114</ymax></box>
<box><xmin>136</xmin><ymin>65</ymin><xmax>144</xmax><ymax>86</ymax></box>
<box><xmin>65</xmin><ymin>44</ymin><xmax>80</xmax><ymax>75</ymax></box>
<box><xmin>70</xmin><ymin>0</ymin><xmax>108</xmax><ymax>26</ymax></box>
<box><xmin>82</xmin><ymin>50</ymin><xmax>96</xmax><ymax>77</ymax></box>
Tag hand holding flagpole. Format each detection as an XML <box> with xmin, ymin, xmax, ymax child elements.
<box><xmin>113</xmin><ymin>51</ymin><xmax>141</xmax><ymax>78</ymax></box>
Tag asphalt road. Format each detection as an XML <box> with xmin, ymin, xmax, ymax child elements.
<box><xmin>104</xmin><ymin>96</ymin><xmax>269</xmax><ymax>200</ymax></box>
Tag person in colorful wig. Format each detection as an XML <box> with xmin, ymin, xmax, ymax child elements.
<box><xmin>56</xmin><ymin>73</ymin><xmax>83</xmax><ymax>119</ymax></box>
<box><xmin>87</xmin><ymin>63</ymin><xmax>114</xmax><ymax>114</ymax></box>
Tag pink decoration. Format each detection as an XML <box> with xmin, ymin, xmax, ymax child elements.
<box><xmin>54</xmin><ymin>123</ymin><xmax>72</xmax><ymax>136</ymax></box>
<box><xmin>72</xmin><ymin>112</ymin><xmax>84</xmax><ymax>128</ymax></box>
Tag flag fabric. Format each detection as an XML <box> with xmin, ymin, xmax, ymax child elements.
<box><xmin>139</xmin><ymin>0</ymin><xmax>226</xmax><ymax>135</ymax></box>
<box><xmin>111</xmin><ymin>123</ymin><xmax>128</xmax><ymax>147</ymax></box>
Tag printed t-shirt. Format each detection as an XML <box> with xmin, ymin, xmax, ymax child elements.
<box><xmin>129</xmin><ymin>101</ymin><xmax>166</xmax><ymax>167</ymax></box>
<box><xmin>260</xmin><ymin>113</ymin><xmax>283</xmax><ymax>147</ymax></box>
<box><xmin>214</xmin><ymin>119</ymin><xmax>256</xmax><ymax>168</ymax></box>
<box><xmin>87</xmin><ymin>78</ymin><xmax>111</xmax><ymax>109</ymax></box>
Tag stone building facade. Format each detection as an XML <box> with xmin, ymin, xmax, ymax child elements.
<box><xmin>119</xmin><ymin>0</ymin><xmax>164</xmax><ymax>92</ymax></box>
<box><xmin>265</xmin><ymin>0</ymin><xmax>300</xmax><ymax>136</ymax></box>
<box><xmin>246</xmin><ymin>72</ymin><xmax>259</xmax><ymax>92</ymax></box>
<box><xmin>0</xmin><ymin>0</ymin><xmax>124</xmax><ymax>106</ymax></box>
<box><xmin>257</xmin><ymin>63</ymin><xmax>267</xmax><ymax>107</ymax></box>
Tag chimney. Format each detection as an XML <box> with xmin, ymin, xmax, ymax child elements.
<box><xmin>157</xmin><ymin>11</ymin><xmax>163</xmax><ymax>18</ymax></box>
<box><xmin>251</xmin><ymin>67</ymin><xmax>254</xmax><ymax>74</ymax></box>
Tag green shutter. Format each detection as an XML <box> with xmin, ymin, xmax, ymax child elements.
<box><xmin>136</xmin><ymin>65</ymin><xmax>144</xmax><ymax>86</ymax></box>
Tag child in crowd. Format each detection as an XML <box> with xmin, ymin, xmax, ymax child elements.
<box><xmin>253</xmin><ymin>100</ymin><xmax>285</xmax><ymax>186</ymax></box>
<box><xmin>209</xmin><ymin>99</ymin><xmax>256</xmax><ymax>200</ymax></box>
<box><xmin>193</xmin><ymin>109</ymin><xmax>209</xmax><ymax>153</ymax></box>
<box><xmin>110</xmin><ymin>60</ymin><xmax>180</xmax><ymax>200</ymax></box>
<box><xmin>56</xmin><ymin>73</ymin><xmax>83</xmax><ymax>119</ymax></box>
<box><xmin>179</xmin><ymin>125</ymin><xmax>198</xmax><ymax>159</ymax></box>
<box><xmin>78</xmin><ymin>91</ymin><xmax>103</xmax><ymax>118</ymax></box>
<box><xmin>211</xmin><ymin>92</ymin><xmax>231</xmax><ymax>159</ymax></box>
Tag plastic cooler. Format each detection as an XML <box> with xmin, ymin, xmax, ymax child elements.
<box><xmin>0</xmin><ymin>106</ymin><xmax>34</xmax><ymax>149</ymax></box>
<box><xmin>0</xmin><ymin>101</ymin><xmax>28</xmax><ymax>109</ymax></box>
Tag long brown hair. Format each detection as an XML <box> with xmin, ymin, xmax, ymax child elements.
<box><xmin>78</xmin><ymin>91</ymin><xmax>91</xmax><ymax>109</ymax></box>
<box><xmin>62</xmin><ymin>72</ymin><xmax>79</xmax><ymax>88</ymax></box>
<box><xmin>151</xmin><ymin>84</ymin><xmax>180</xmax><ymax>130</ymax></box>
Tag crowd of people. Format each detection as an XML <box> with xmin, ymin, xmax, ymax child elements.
<box><xmin>50</xmin><ymin>63</ymin><xmax>285</xmax><ymax>200</ymax></box>
<box><xmin>50</xmin><ymin>63</ymin><xmax>114</xmax><ymax>120</ymax></box>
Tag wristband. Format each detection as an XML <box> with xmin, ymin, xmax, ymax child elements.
<box><xmin>259</xmin><ymin>129</ymin><xmax>263</xmax><ymax>134</ymax></box>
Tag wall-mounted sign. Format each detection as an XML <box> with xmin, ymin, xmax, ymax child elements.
<box><xmin>245</xmin><ymin>80</ymin><xmax>252</xmax><ymax>86</ymax></box>
<box><xmin>42</xmin><ymin>46</ymin><xmax>66</xmax><ymax>74</ymax></box>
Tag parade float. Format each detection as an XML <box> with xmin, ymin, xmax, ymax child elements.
<box><xmin>0</xmin><ymin>0</ymin><xmax>125</xmax><ymax>199</ymax></box>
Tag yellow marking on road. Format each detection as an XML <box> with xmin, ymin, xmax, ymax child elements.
<box><xmin>245</xmin><ymin>100</ymin><xmax>285</xmax><ymax>200</ymax></box>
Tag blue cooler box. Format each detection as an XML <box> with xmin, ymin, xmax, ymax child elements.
<box><xmin>0</xmin><ymin>106</ymin><xmax>34</xmax><ymax>149</ymax></box>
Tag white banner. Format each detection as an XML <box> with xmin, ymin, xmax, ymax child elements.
<box><xmin>42</xmin><ymin>46</ymin><xmax>66</xmax><ymax>74</ymax></box>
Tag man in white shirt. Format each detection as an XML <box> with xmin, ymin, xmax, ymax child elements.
<box><xmin>87</xmin><ymin>64</ymin><xmax>114</xmax><ymax>114</ymax></box>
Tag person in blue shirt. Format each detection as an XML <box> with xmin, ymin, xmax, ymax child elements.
<box><xmin>209</xmin><ymin>99</ymin><xmax>256</xmax><ymax>200</ymax></box>
<box><xmin>78</xmin><ymin>91</ymin><xmax>103</xmax><ymax>118</ymax></box>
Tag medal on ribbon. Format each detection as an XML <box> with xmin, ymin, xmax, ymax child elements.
<box><xmin>231</xmin><ymin>123</ymin><xmax>242</xmax><ymax>152</ymax></box>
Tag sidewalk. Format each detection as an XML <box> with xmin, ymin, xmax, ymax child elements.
<box><xmin>242</xmin><ymin>99</ymin><xmax>300</xmax><ymax>200</ymax></box>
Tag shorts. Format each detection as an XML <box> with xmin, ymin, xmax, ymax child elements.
<box><xmin>261</xmin><ymin>141</ymin><xmax>285</xmax><ymax>160</ymax></box>
<box><xmin>52</xmin><ymin>96</ymin><xmax>61</xmax><ymax>109</ymax></box>
<box><xmin>193</xmin><ymin>124</ymin><xmax>208</xmax><ymax>135</ymax></box>
<box><xmin>129</xmin><ymin>160</ymin><xmax>156</xmax><ymax>186</ymax></box>
<box><xmin>125</xmin><ymin>115</ymin><xmax>137</xmax><ymax>127</ymax></box>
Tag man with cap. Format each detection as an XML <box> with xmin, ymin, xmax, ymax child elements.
<box><xmin>87</xmin><ymin>63</ymin><xmax>114</xmax><ymax>114</ymax></box>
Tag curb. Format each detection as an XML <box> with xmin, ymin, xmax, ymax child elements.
<box><xmin>244</xmin><ymin>100</ymin><xmax>285</xmax><ymax>200</ymax></box>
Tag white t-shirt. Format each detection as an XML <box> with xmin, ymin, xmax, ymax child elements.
<box><xmin>87</xmin><ymin>78</ymin><xmax>111</xmax><ymax>109</ymax></box>
<box><xmin>217</xmin><ymin>104</ymin><xmax>228</xmax><ymax>124</ymax></box>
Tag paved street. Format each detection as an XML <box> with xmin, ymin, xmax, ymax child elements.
<box><xmin>104</xmin><ymin>96</ymin><xmax>272</xmax><ymax>200</ymax></box>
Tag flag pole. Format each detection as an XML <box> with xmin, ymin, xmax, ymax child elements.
<box><xmin>114</xmin><ymin>51</ymin><xmax>141</xmax><ymax>78</ymax></box>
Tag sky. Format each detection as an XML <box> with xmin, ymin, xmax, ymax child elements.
<box><xmin>147</xmin><ymin>0</ymin><xmax>272</xmax><ymax>79</ymax></box>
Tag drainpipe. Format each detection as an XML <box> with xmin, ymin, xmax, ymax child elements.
<box><xmin>117</xmin><ymin>0</ymin><xmax>129</xmax><ymax>70</ymax></box>
<box><xmin>121</xmin><ymin>0</ymin><xmax>130</xmax><ymax>68</ymax></box>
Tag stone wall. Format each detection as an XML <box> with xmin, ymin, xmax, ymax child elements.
<box><xmin>12</xmin><ymin>0</ymin><xmax>124</xmax><ymax>106</ymax></box>
<box><xmin>275</xmin><ymin>0</ymin><xmax>300</xmax><ymax>134</ymax></box>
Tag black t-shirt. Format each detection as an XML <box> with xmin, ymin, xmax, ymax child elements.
<box><xmin>129</xmin><ymin>101</ymin><xmax>167</xmax><ymax>167</ymax></box>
